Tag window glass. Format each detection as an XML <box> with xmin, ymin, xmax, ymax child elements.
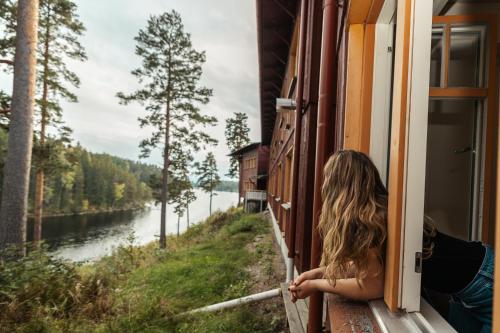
<box><xmin>448</xmin><ymin>26</ymin><xmax>484</xmax><ymax>87</ymax></box>
<box><xmin>430</xmin><ymin>27</ymin><xmax>444</xmax><ymax>87</ymax></box>
<box><xmin>424</xmin><ymin>99</ymin><xmax>482</xmax><ymax>240</ymax></box>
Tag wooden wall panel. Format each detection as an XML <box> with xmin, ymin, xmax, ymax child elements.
<box><xmin>343</xmin><ymin>23</ymin><xmax>375</xmax><ymax>153</ymax></box>
<box><xmin>295</xmin><ymin>109</ymin><xmax>317</xmax><ymax>272</ymax></box>
<box><xmin>341</xmin><ymin>0</ymin><xmax>384</xmax><ymax>153</ymax></box>
<box><xmin>293</xmin><ymin>0</ymin><xmax>323</xmax><ymax>273</ymax></box>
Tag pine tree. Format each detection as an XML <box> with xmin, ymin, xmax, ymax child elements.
<box><xmin>168</xmin><ymin>141</ymin><xmax>195</xmax><ymax>233</ymax></box>
<box><xmin>195</xmin><ymin>152</ymin><xmax>221</xmax><ymax>216</ymax></box>
<box><xmin>184</xmin><ymin>187</ymin><xmax>196</xmax><ymax>228</ymax></box>
<box><xmin>0</xmin><ymin>0</ymin><xmax>16</xmax><ymax>64</ymax></box>
<box><xmin>0</xmin><ymin>0</ymin><xmax>17</xmax><ymax>127</ymax></box>
<box><xmin>30</xmin><ymin>0</ymin><xmax>86</xmax><ymax>244</ymax></box>
<box><xmin>0</xmin><ymin>0</ymin><xmax>39</xmax><ymax>251</ymax></box>
<box><xmin>225</xmin><ymin>112</ymin><xmax>250</xmax><ymax>178</ymax></box>
<box><xmin>118</xmin><ymin>10</ymin><xmax>216</xmax><ymax>248</ymax></box>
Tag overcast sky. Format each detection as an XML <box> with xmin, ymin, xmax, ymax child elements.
<box><xmin>0</xmin><ymin>0</ymin><xmax>261</xmax><ymax>180</ymax></box>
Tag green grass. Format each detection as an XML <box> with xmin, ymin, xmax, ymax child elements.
<box><xmin>0</xmin><ymin>208</ymin><xmax>285</xmax><ymax>333</ymax></box>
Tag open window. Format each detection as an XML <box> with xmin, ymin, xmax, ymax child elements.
<box><xmin>427</xmin><ymin>15</ymin><xmax>497</xmax><ymax>243</ymax></box>
<box><xmin>342</xmin><ymin>0</ymin><xmax>500</xmax><ymax>329</ymax></box>
<box><xmin>276</xmin><ymin>163</ymin><xmax>283</xmax><ymax>228</ymax></box>
<box><xmin>283</xmin><ymin>149</ymin><xmax>293</xmax><ymax>205</ymax></box>
<box><xmin>422</xmin><ymin>14</ymin><xmax>497</xmax><ymax>321</ymax></box>
<box><xmin>385</xmin><ymin>5</ymin><xmax>497</xmax><ymax>318</ymax></box>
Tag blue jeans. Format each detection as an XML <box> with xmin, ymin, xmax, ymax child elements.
<box><xmin>450</xmin><ymin>245</ymin><xmax>494</xmax><ymax>333</ymax></box>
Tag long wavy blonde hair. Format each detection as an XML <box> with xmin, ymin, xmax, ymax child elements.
<box><xmin>318</xmin><ymin>150</ymin><xmax>388</xmax><ymax>284</ymax></box>
<box><xmin>318</xmin><ymin>150</ymin><xmax>438</xmax><ymax>283</ymax></box>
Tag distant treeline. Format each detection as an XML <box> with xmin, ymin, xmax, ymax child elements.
<box><xmin>0</xmin><ymin>130</ymin><xmax>158</xmax><ymax>216</ymax></box>
<box><xmin>213</xmin><ymin>180</ymin><xmax>238</xmax><ymax>193</ymax></box>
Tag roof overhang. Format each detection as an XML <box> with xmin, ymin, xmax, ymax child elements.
<box><xmin>256</xmin><ymin>0</ymin><xmax>298</xmax><ymax>145</ymax></box>
<box><xmin>228</xmin><ymin>142</ymin><xmax>261</xmax><ymax>157</ymax></box>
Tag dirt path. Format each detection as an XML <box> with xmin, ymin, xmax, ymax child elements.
<box><xmin>245</xmin><ymin>211</ymin><xmax>287</xmax><ymax>332</ymax></box>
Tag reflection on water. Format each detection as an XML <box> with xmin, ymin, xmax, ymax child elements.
<box><xmin>28</xmin><ymin>190</ymin><xmax>238</xmax><ymax>262</ymax></box>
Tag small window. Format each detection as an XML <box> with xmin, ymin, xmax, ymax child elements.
<box><xmin>284</xmin><ymin>150</ymin><xmax>293</xmax><ymax>203</ymax></box>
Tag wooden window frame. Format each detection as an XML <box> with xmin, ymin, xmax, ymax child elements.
<box><xmin>343</xmin><ymin>0</ymin><xmax>385</xmax><ymax>153</ymax></box>
<box><xmin>277</xmin><ymin>163</ymin><xmax>283</xmax><ymax>200</ymax></box>
<box><xmin>369</xmin><ymin>0</ymin><xmax>396</xmax><ymax>185</ymax></box>
<box><xmin>346</xmin><ymin>1</ymin><xmax>500</xmax><ymax>328</ymax></box>
<box><xmin>384</xmin><ymin>0</ymin><xmax>433</xmax><ymax>312</ymax></box>
<box><xmin>284</xmin><ymin>147</ymin><xmax>293</xmax><ymax>204</ymax></box>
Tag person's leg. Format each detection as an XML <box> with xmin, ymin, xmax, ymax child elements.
<box><xmin>479</xmin><ymin>323</ymin><xmax>491</xmax><ymax>333</ymax></box>
<box><xmin>448</xmin><ymin>300</ymin><xmax>482</xmax><ymax>332</ymax></box>
<box><xmin>454</xmin><ymin>246</ymin><xmax>494</xmax><ymax>332</ymax></box>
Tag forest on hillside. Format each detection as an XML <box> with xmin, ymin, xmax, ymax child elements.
<box><xmin>0</xmin><ymin>129</ymin><xmax>158</xmax><ymax>216</ymax></box>
<box><xmin>213</xmin><ymin>180</ymin><xmax>238</xmax><ymax>192</ymax></box>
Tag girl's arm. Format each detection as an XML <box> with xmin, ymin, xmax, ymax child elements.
<box><xmin>289</xmin><ymin>249</ymin><xmax>384</xmax><ymax>302</ymax></box>
<box><xmin>292</xmin><ymin>267</ymin><xmax>325</xmax><ymax>286</ymax></box>
<box><xmin>311</xmin><ymin>275</ymin><xmax>384</xmax><ymax>301</ymax></box>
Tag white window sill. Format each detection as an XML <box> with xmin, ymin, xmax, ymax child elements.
<box><xmin>369</xmin><ymin>298</ymin><xmax>456</xmax><ymax>333</ymax></box>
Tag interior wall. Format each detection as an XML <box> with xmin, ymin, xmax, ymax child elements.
<box><xmin>445</xmin><ymin>3</ymin><xmax>500</xmax><ymax>42</ymax></box>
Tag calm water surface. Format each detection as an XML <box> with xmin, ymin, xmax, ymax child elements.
<box><xmin>29</xmin><ymin>190</ymin><xmax>238</xmax><ymax>261</ymax></box>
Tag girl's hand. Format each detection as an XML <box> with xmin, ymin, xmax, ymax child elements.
<box><xmin>292</xmin><ymin>268</ymin><xmax>324</xmax><ymax>286</ymax></box>
<box><xmin>289</xmin><ymin>280</ymin><xmax>317</xmax><ymax>302</ymax></box>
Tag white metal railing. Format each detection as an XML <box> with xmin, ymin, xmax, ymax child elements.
<box><xmin>245</xmin><ymin>190</ymin><xmax>267</xmax><ymax>201</ymax></box>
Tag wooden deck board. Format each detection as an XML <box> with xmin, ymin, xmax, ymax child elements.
<box><xmin>281</xmin><ymin>283</ymin><xmax>307</xmax><ymax>333</ymax></box>
<box><xmin>295</xmin><ymin>298</ymin><xmax>309</xmax><ymax>332</ymax></box>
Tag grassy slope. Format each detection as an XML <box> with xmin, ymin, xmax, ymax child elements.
<box><xmin>0</xmin><ymin>208</ymin><xmax>286</xmax><ymax>333</ymax></box>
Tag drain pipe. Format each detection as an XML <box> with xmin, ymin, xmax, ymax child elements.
<box><xmin>308</xmin><ymin>0</ymin><xmax>338</xmax><ymax>331</ymax></box>
<box><xmin>182</xmin><ymin>288</ymin><xmax>282</xmax><ymax>315</ymax></box>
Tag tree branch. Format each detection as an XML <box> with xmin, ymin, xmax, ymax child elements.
<box><xmin>0</xmin><ymin>59</ymin><xmax>14</xmax><ymax>66</ymax></box>
<box><xmin>0</xmin><ymin>109</ymin><xmax>11</xmax><ymax>114</ymax></box>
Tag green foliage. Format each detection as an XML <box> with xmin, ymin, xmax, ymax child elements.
<box><xmin>225</xmin><ymin>112</ymin><xmax>250</xmax><ymax>178</ymax></box>
<box><xmin>227</xmin><ymin>215</ymin><xmax>259</xmax><ymax>235</ymax></box>
<box><xmin>169</xmin><ymin>143</ymin><xmax>196</xmax><ymax>222</ymax></box>
<box><xmin>0</xmin><ymin>245</ymin><xmax>87</xmax><ymax>325</ymax></box>
<box><xmin>11</xmin><ymin>140</ymin><xmax>158</xmax><ymax>215</ymax></box>
<box><xmin>0</xmin><ymin>208</ymin><xmax>285</xmax><ymax>332</ymax></box>
<box><xmin>0</xmin><ymin>0</ymin><xmax>16</xmax><ymax>61</ymax></box>
<box><xmin>0</xmin><ymin>0</ymin><xmax>87</xmax><ymax>130</ymax></box>
<box><xmin>194</xmin><ymin>152</ymin><xmax>221</xmax><ymax>215</ymax></box>
<box><xmin>32</xmin><ymin>129</ymin><xmax>74</xmax><ymax>175</ymax></box>
<box><xmin>36</xmin><ymin>0</ymin><xmax>87</xmax><ymax>126</ymax></box>
<box><xmin>194</xmin><ymin>152</ymin><xmax>220</xmax><ymax>193</ymax></box>
<box><xmin>213</xmin><ymin>180</ymin><xmax>238</xmax><ymax>192</ymax></box>
<box><xmin>0</xmin><ymin>0</ymin><xmax>16</xmax><ymax>127</ymax></box>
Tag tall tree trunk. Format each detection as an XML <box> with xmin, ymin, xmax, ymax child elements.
<box><xmin>187</xmin><ymin>204</ymin><xmax>190</xmax><ymax>228</ymax></box>
<box><xmin>209</xmin><ymin>191</ymin><xmax>213</xmax><ymax>216</ymax></box>
<box><xmin>159</xmin><ymin>102</ymin><xmax>170</xmax><ymax>248</ymax></box>
<box><xmin>34</xmin><ymin>7</ymin><xmax>51</xmax><ymax>245</ymax></box>
<box><xmin>0</xmin><ymin>0</ymin><xmax>39</xmax><ymax>252</ymax></box>
<box><xmin>177</xmin><ymin>214</ymin><xmax>180</xmax><ymax>237</ymax></box>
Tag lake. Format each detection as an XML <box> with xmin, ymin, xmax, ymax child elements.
<box><xmin>29</xmin><ymin>189</ymin><xmax>239</xmax><ymax>262</ymax></box>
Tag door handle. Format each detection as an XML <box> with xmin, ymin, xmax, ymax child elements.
<box><xmin>453</xmin><ymin>146</ymin><xmax>473</xmax><ymax>154</ymax></box>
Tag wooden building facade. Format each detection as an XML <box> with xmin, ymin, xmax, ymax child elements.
<box><xmin>229</xmin><ymin>142</ymin><xmax>269</xmax><ymax>200</ymax></box>
<box><xmin>257</xmin><ymin>0</ymin><xmax>500</xmax><ymax>331</ymax></box>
